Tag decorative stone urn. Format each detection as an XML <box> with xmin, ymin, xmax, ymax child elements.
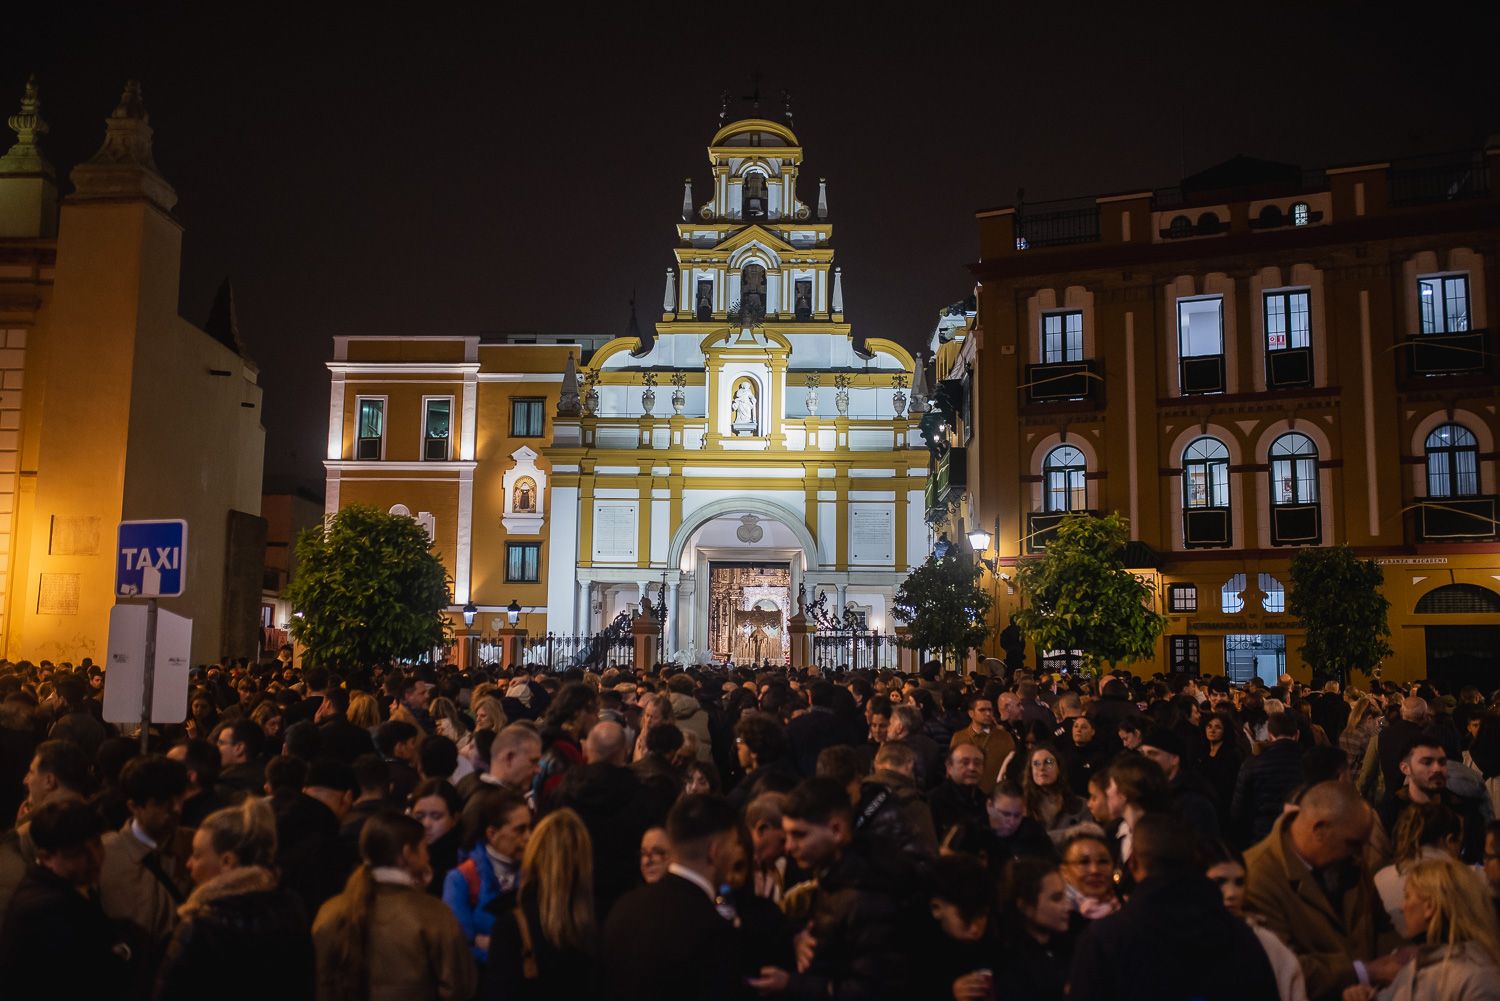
<box><xmin>642</xmin><ymin>388</ymin><xmax>656</xmax><ymax>415</ymax></box>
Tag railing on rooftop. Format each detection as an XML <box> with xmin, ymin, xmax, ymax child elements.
<box><xmin>1014</xmin><ymin>198</ymin><xmax>1101</xmax><ymax>249</ymax></box>
<box><xmin>1389</xmin><ymin>153</ymin><xmax>1491</xmax><ymax>205</ymax></box>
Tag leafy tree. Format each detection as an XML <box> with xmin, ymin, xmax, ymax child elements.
<box><xmin>1014</xmin><ymin>512</ymin><xmax>1165</xmax><ymax>676</ymax></box>
<box><xmin>284</xmin><ymin>505</ymin><xmax>454</xmax><ymax>669</ymax></box>
<box><xmin>893</xmin><ymin>550</ymin><xmax>993</xmax><ymax>666</ymax></box>
<box><xmin>1288</xmin><ymin>544</ymin><xmax>1392</xmax><ymax>683</ymax></box>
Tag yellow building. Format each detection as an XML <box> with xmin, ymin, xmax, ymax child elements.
<box><xmin>946</xmin><ymin>150</ymin><xmax>1500</xmax><ymax>686</ymax></box>
<box><xmin>324</xmin><ymin>112</ymin><xmax>929</xmax><ymax>666</ymax></box>
<box><xmin>0</xmin><ymin>79</ymin><xmax>265</xmax><ymax>665</ymax></box>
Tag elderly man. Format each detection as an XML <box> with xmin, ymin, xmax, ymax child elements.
<box><xmin>928</xmin><ymin>743</ymin><xmax>989</xmax><ymax>846</ymax></box>
<box><xmin>1243</xmin><ymin>781</ymin><xmax>1407</xmax><ymax>1001</ymax></box>
<box><xmin>949</xmin><ymin>694</ymin><xmax>1015</xmax><ymax>794</ymax></box>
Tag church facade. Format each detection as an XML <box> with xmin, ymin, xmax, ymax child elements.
<box><xmin>322</xmin><ymin>115</ymin><xmax>930</xmax><ymax>665</ymax></box>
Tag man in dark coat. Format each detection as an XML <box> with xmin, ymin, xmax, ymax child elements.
<box><xmin>1231</xmin><ymin>710</ymin><xmax>1305</xmax><ymax>846</ymax></box>
<box><xmin>1068</xmin><ymin>813</ymin><xmax>1278</xmax><ymax>1001</ymax></box>
<box><xmin>1375</xmin><ymin>697</ymin><xmax>1429</xmax><ymax>795</ymax></box>
<box><xmin>0</xmin><ymin>799</ymin><xmax>135</xmax><ymax>998</ymax></box>
<box><xmin>1376</xmin><ymin>729</ymin><xmax>1487</xmax><ymax>863</ymax></box>
<box><xmin>928</xmin><ymin>744</ymin><xmax>989</xmax><ymax>846</ymax></box>
<box><xmin>853</xmin><ymin>742</ymin><xmax>938</xmax><ymax>862</ymax></box>
<box><xmin>314</xmin><ymin>689</ymin><xmax>375</xmax><ymax>764</ymax></box>
<box><xmin>886</xmin><ymin>705</ymin><xmax>943</xmax><ymax>790</ymax></box>
<box><xmin>603</xmin><ymin>794</ymin><xmax>750</xmax><ymax>1001</ymax></box>
<box><xmin>546</xmin><ymin>721</ymin><xmax>676</xmax><ymax>917</ymax></box>
<box><xmin>274</xmin><ymin>758</ymin><xmax>356</xmax><ymax>918</ymax></box>
<box><xmin>785</xmin><ymin>682</ymin><xmax>848</xmax><ymax>777</ymax></box>
<box><xmin>748</xmin><ymin>777</ymin><xmax>913</xmax><ymax>999</ymax></box>
<box><xmin>1140</xmin><ymin>726</ymin><xmax>1221</xmax><ymax>842</ymax></box>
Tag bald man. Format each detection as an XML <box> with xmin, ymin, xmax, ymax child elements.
<box><xmin>1243</xmin><ymin>781</ymin><xmax>1406</xmax><ymax>1001</ymax></box>
<box><xmin>549</xmin><ymin>719</ymin><xmax>676</xmax><ymax>916</ymax></box>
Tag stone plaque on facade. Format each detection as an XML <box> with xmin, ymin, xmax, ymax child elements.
<box><xmin>49</xmin><ymin>515</ymin><xmax>101</xmax><ymax>556</ymax></box>
<box><xmin>37</xmin><ymin>572</ymin><xmax>81</xmax><ymax>615</ymax></box>
<box><xmin>591</xmin><ymin>503</ymin><xmax>637</xmax><ymax>562</ymax></box>
<box><xmin>849</xmin><ymin>507</ymin><xmax>893</xmax><ymax>565</ymax></box>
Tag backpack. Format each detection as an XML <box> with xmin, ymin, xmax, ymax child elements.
<box><xmin>458</xmin><ymin>857</ymin><xmax>482</xmax><ymax>908</ymax></box>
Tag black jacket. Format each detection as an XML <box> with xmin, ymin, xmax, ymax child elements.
<box><xmin>0</xmin><ymin>866</ymin><xmax>134</xmax><ymax>998</ymax></box>
<box><xmin>317</xmin><ymin>715</ymin><xmax>374</xmax><ymax>764</ymax></box>
<box><xmin>602</xmin><ymin>872</ymin><xmax>749</xmax><ymax>1001</ymax></box>
<box><xmin>996</xmin><ymin>924</ymin><xmax>1073</xmax><ymax>1001</ymax></box>
<box><xmin>928</xmin><ymin>780</ymin><xmax>988</xmax><ymax>845</ymax></box>
<box><xmin>1231</xmin><ymin>739</ymin><xmax>1304</xmax><ymax>846</ymax></box>
<box><xmin>153</xmin><ymin>871</ymin><xmax>313</xmax><ymax>1001</ymax></box>
<box><xmin>273</xmin><ymin>792</ymin><xmax>355</xmax><ymax>917</ymax></box>
<box><xmin>785</xmin><ymin>706</ymin><xmax>852</xmax><ymax>777</ymax></box>
<box><xmin>484</xmin><ymin>890</ymin><xmax>601</xmax><ymax>1001</ymax></box>
<box><xmin>1166</xmin><ymin>770</ymin><xmax>1222</xmax><ymax>843</ymax></box>
<box><xmin>855</xmin><ymin>770</ymin><xmax>938</xmax><ymax>862</ymax></box>
<box><xmin>545</xmin><ymin>762</ymin><xmax>676</xmax><ymax>918</ymax></box>
<box><xmin>782</xmin><ymin>845</ymin><xmax>914</xmax><ymax>1000</ymax></box>
<box><xmin>1066</xmin><ymin>874</ymin><xmax>1277</xmax><ymax>1001</ymax></box>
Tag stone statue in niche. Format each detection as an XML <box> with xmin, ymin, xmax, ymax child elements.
<box><xmin>513</xmin><ymin>476</ymin><xmax>536</xmax><ymax>513</ymax></box>
<box><xmin>731</xmin><ymin>381</ymin><xmax>758</xmax><ymax>435</ymax></box>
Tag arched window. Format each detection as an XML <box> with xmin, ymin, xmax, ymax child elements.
<box><xmin>1183</xmin><ymin>437</ymin><xmax>1230</xmax><ymax>509</ymax></box>
<box><xmin>1291</xmin><ymin>202</ymin><xmax>1310</xmax><ymax>226</ymax></box>
<box><xmin>742</xmin><ymin>172</ymin><xmax>768</xmax><ymax>219</ymax></box>
<box><xmin>1168</xmin><ymin>215</ymin><xmax>1192</xmax><ymax>238</ymax></box>
<box><xmin>1043</xmin><ymin>446</ymin><xmax>1087</xmax><ymax>512</ymax></box>
<box><xmin>1425</xmin><ymin>424</ymin><xmax>1479</xmax><ymax>498</ymax></box>
<box><xmin>1270</xmin><ymin>433</ymin><xmax>1318</xmax><ymax>505</ymax></box>
<box><xmin>741</xmin><ymin>263</ymin><xmax>766</xmax><ymax>315</ymax></box>
<box><xmin>1259</xmin><ymin>573</ymin><xmax>1285</xmax><ymax>613</ymax></box>
<box><xmin>1221</xmin><ymin>573</ymin><xmax>1246</xmax><ymax>613</ymax></box>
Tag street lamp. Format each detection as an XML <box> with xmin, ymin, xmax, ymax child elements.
<box><xmin>506</xmin><ymin>599</ymin><xmax>521</xmax><ymax>626</ymax></box>
<box><xmin>966</xmin><ymin>527</ymin><xmax>992</xmax><ymax>552</ymax></box>
<box><xmin>462</xmin><ymin>600</ymin><xmax>477</xmax><ymax>669</ymax></box>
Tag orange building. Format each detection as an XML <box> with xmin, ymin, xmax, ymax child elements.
<box><xmin>944</xmin><ymin>148</ymin><xmax>1500</xmax><ymax>686</ymax></box>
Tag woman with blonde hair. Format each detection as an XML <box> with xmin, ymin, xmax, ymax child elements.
<box><xmin>471</xmin><ymin>695</ymin><xmax>508</xmax><ymax>735</ymax></box>
<box><xmin>347</xmin><ymin>692</ymin><xmax>381</xmax><ymax>732</ymax></box>
<box><xmin>632</xmin><ymin>692</ymin><xmax>674</xmax><ymax>762</ymax></box>
<box><xmin>429</xmin><ymin>696</ymin><xmax>470</xmax><ymax>742</ymax></box>
<box><xmin>1343</xmin><ymin>855</ymin><xmax>1500</xmax><ymax>1000</ymax></box>
<box><xmin>312</xmin><ymin>811</ymin><xmax>476</xmax><ymax>1001</ymax></box>
<box><xmin>483</xmin><ymin>807</ymin><xmax>600</xmax><ymax>998</ymax></box>
<box><xmin>1374</xmin><ymin>802</ymin><xmax>1464</xmax><ymax>936</ymax></box>
<box><xmin>1339</xmin><ymin>695</ymin><xmax>1382</xmax><ymax>774</ymax></box>
<box><xmin>155</xmin><ymin>799</ymin><xmax>313</xmax><ymax>1001</ymax></box>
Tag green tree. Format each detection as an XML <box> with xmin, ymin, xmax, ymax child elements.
<box><xmin>1014</xmin><ymin>512</ymin><xmax>1165</xmax><ymax>675</ymax></box>
<box><xmin>1288</xmin><ymin>544</ymin><xmax>1392</xmax><ymax>683</ymax></box>
<box><xmin>284</xmin><ymin>505</ymin><xmax>454</xmax><ymax>669</ymax></box>
<box><xmin>893</xmin><ymin>550</ymin><xmax>993</xmax><ymax>666</ymax></box>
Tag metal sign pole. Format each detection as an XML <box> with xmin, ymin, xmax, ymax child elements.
<box><xmin>139</xmin><ymin>597</ymin><xmax>158</xmax><ymax>753</ymax></box>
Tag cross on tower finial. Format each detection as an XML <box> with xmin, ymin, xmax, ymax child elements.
<box><xmin>782</xmin><ymin>89</ymin><xmax>793</xmax><ymax>127</ymax></box>
<box><xmin>743</xmin><ymin>70</ymin><xmax>762</xmax><ymax>111</ymax></box>
<box><xmin>719</xmin><ymin>90</ymin><xmax>729</xmax><ymax>126</ymax></box>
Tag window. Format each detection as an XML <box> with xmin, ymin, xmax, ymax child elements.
<box><xmin>1170</xmin><ymin>636</ymin><xmax>1200</xmax><ymax>673</ymax></box>
<box><xmin>1042</xmin><ymin>311</ymin><xmax>1083</xmax><ymax>363</ymax></box>
<box><xmin>1221</xmin><ymin>573</ymin><xmax>1246</xmax><ymax>614</ymax></box>
<box><xmin>1270</xmin><ymin>433</ymin><xmax>1318</xmax><ymax>505</ymax></box>
<box><xmin>1178</xmin><ymin>297</ymin><xmax>1224</xmax><ymax>358</ymax></box>
<box><xmin>355</xmin><ymin>398</ymin><xmax>385</xmax><ymax>460</ymax></box>
<box><xmin>1260</xmin><ymin>573</ymin><xmax>1285</xmax><ymax>613</ymax></box>
<box><xmin>1043</xmin><ymin>445</ymin><xmax>1087</xmax><ymax>512</ymax></box>
<box><xmin>1225</xmin><ymin>634</ymin><xmax>1286</xmax><ymax>685</ymax></box>
<box><xmin>506</xmin><ymin>542</ymin><xmax>541</xmax><ymax>582</ymax></box>
<box><xmin>1425</xmin><ymin>424</ymin><xmax>1479</xmax><ymax>497</ymax></box>
<box><xmin>1178</xmin><ymin>297</ymin><xmax>1225</xmax><ymax>394</ymax></box>
<box><xmin>1291</xmin><ymin>202</ymin><xmax>1310</xmax><ymax>226</ymax></box>
<box><xmin>1419</xmin><ymin>274</ymin><xmax>1469</xmax><ymax>334</ymax></box>
<box><xmin>1264</xmin><ymin>290</ymin><xmax>1310</xmax><ymax>351</ymax></box>
<box><xmin>1168</xmin><ymin>583</ymin><xmax>1198</xmax><ymax>612</ymax></box>
<box><xmin>511</xmin><ymin>398</ymin><xmax>544</xmax><ymax>438</ymax></box>
<box><xmin>423</xmin><ymin>398</ymin><xmax>452</xmax><ymax>461</ymax></box>
<box><xmin>1183</xmin><ymin>437</ymin><xmax>1230</xmax><ymax>509</ymax></box>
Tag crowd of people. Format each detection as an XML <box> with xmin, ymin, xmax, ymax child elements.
<box><xmin>2</xmin><ymin>646</ymin><xmax>1500</xmax><ymax>1000</ymax></box>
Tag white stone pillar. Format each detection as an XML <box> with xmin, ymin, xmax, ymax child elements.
<box><xmin>663</xmin><ymin>269</ymin><xmax>676</xmax><ymax>313</ymax></box>
<box><xmin>666</xmin><ymin>580</ymin><xmax>680</xmax><ymax>656</ymax></box>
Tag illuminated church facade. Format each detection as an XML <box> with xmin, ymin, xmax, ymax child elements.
<box><xmin>323</xmin><ymin>113</ymin><xmax>930</xmax><ymax>664</ymax></box>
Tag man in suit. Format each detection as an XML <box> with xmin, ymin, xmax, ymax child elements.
<box><xmin>1243</xmin><ymin>780</ymin><xmax>1409</xmax><ymax>1001</ymax></box>
<box><xmin>603</xmin><ymin>793</ymin><xmax>748</xmax><ymax>1001</ymax></box>
<box><xmin>98</xmin><ymin>754</ymin><xmax>193</xmax><ymax>951</ymax></box>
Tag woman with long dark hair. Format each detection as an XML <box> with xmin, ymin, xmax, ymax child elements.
<box><xmin>1022</xmin><ymin>743</ymin><xmax>1091</xmax><ymax>841</ymax></box>
<box><xmin>1200</xmin><ymin>711</ymin><xmax>1242</xmax><ymax>828</ymax></box>
<box><xmin>995</xmin><ymin>856</ymin><xmax>1075</xmax><ymax>1001</ymax></box>
<box><xmin>312</xmin><ymin>812</ymin><xmax>476</xmax><ymax>1001</ymax></box>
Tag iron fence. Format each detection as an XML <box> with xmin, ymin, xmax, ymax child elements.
<box><xmin>812</xmin><ymin>632</ymin><xmax>901</xmax><ymax>671</ymax></box>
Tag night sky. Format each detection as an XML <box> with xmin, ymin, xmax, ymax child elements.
<box><xmin>5</xmin><ymin>3</ymin><xmax>1496</xmax><ymax>493</ymax></box>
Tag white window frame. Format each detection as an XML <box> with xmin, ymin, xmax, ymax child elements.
<box><xmin>1041</xmin><ymin>310</ymin><xmax>1084</xmax><ymax>364</ymax></box>
<box><xmin>421</xmin><ymin>395</ymin><xmax>454</xmax><ymax>462</ymax></box>
<box><xmin>1418</xmin><ymin>272</ymin><xmax>1470</xmax><ymax>334</ymax></box>
<box><xmin>1263</xmin><ymin>287</ymin><xmax>1311</xmax><ymax>352</ymax></box>
<box><xmin>1177</xmin><ymin>295</ymin><xmax>1225</xmax><ymax>359</ymax></box>
<box><xmin>354</xmin><ymin>395</ymin><xmax>388</xmax><ymax>461</ymax></box>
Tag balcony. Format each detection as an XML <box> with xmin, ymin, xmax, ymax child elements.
<box><xmin>925</xmin><ymin>446</ymin><xmax>968</xmax><ymax>522</ymax></box>
<box><xmin>1413</xmin><ymin>496</ymin><xmax>1499</xmax><ymax>542</ymax></box>
<box><xmin>1027</xmin><ymin>510</ymin><xmax>1097</xmax><ymax>553</ymax></box>
<box><xmin>1389</xmin><ymin>154</ymin><xmax>1490</xmax><ymax>205</ymax></box>
<box><xmin>1266</xmin><ymin>346</ymin><xmax>1313</xmax><ymax>389</ymax></box>
<box><xmin>1180</xmin><ymin>354</ymin><xmax>1225</xmax><ymax>395</ymax></box>
<box><xmin>1025</xmin><ymin>359</ymin><xmax>1101</xmax><ymax>404</ymax></box>
<box><xmin>1184</xmin><ymin>508</ymin><xmax>1231</xmax><ymax>548</ymax></box>
<box><xmin>1271</xmin><ymin>503</ymin><xmax>1321</xmax><ymax>546</ymax></box>
<box><xmin>1015</xmin><ymin>201</ymin><xmax>1100</xmax><ymax>249</ymax></box>
<box><xmin>1400</xmin><ymin>329</ymin><xmax>1490</xmax><ymax>378</ymax></box>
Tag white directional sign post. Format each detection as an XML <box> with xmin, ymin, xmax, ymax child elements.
<box><xmin>113</xmin><ymin>520</ymin><xmax>189</xmax><ymax>750</ymax></box>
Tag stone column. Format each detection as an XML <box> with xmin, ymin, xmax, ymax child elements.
<box><xmin>665</xmin><ymin>580</ymin><xmax>680</xmax><ymax>657</ymax></box>
<box><xmin>498</xmin><ymin>627</ymin><xmax>526</xmax><ymax>671</ymax></box>
<box><xmin>632</xmin><ymin>603</ymin><xmax>661</xmax><ymax>674</ymax></box>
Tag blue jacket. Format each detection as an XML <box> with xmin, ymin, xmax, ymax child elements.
<box><xmin>441</xmin><ymin>841</ymin><xmax>518</xmax><ymax>961</ymax></box>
